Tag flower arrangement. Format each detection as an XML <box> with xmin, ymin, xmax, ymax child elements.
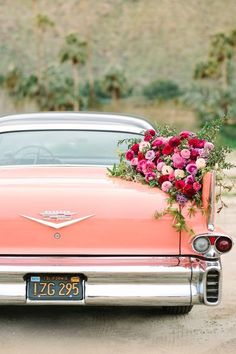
<box><xmin>108</xmin><ymin>118</ymin><xmax>233</xmax><ymax>232</ymax></box>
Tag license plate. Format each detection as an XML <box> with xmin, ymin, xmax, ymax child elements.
<box><xmin>27</xmin><ymin>274</ymin><xmax>84</xmax><ymax>301</ymax></box>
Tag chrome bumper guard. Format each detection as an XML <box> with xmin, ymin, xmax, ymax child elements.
<box><xmin>0</xmin><ymin>256</ymin><xmax>221</xmax><ymax>306</ymax></box>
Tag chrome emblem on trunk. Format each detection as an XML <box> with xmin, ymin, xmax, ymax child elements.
<box><xmin>20</xmin><ymin>211</ymin><xmax>95</xmax><ymax>229</ymax></box>
<box><xmin>40</xmin><ymin>210</ymin><xmax>77</xmax><ymax>221</ymax></box>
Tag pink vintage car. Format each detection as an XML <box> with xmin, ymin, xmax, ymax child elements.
<box><xmin>0</xmin><ymin>112</ymin><xmax>232</xmax><ymax>314</ymax></box>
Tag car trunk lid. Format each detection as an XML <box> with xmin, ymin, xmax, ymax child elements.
<box><xmin>0</xmin><ymin>166</ymin><xmax>180</xmax><ymax>255</ymax></box>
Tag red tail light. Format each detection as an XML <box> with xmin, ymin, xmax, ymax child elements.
<box><xmin>215</xmin><ymin>237</ymin><xmax>232</xmax><ymax>253</ymax></box>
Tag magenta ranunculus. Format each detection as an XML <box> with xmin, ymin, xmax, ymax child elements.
<box><xmin>145</xmin><ymin>150</ymin><xmax>155</xmax><ymax>160</ymax></box>
<box><xmin>190</xmin><ymin>148</ymin><xmax>199</xmax><ymax>159</ymax></box>
<box><xmin>169</xmin><ymin>173</ymin><xmax>175</xmax><ymax>182</ymax></box>
<box><xmin>185</xmin><ymin>175</ymin><xmax>195</xmax><ymax>184</ymax></box>
<box><xmin>145</xmin><ymin>172</ymin><xmax>156</xmax><ymax>182</ymax></box>
<box><xmin>137</xmin><ymin>159</ymin><xmax>146</xmax><ymax>172</ymax></box>
<box><xmin>186</xmin><ymin>163</ymin><xmax>198</xmax><ymax>175</ymax></box>
<box><xmin>180</xmin><ymin>149</ymin><xmax>191</xmax><ymax>159</ymax></box>
<box><xmin>179</xmin><ymin>131</ymin><xmax>194</xmax><ymax>139</ymax></box>
<box><xmin>125</xmin><ymin>150</ymin><xmax>134</xmax><ymax>161</ymax></box>
<box><xmin>145</xmin><ymin>160</ymin><xmax>156</xmax><ymax>172</ymax></box>
<box><xmin>142</xmin><ymin>160</ymin><xmax>156</xmax><ymax>174</ymax></box>
<box><xmin>169</xmin><ymin>136</ymin><xmax>181</xmax><ymax>147</ymax></box>
<box><xmin>152</xmin><ymin>137</ymin><xmax>164</xmax><ymax>148</ymax></box>
<box><xmin>172</xmin><ymin>153</ymin><xmax>186</xmax><ymax>169</ymax></box>
<box><xmin>161</xmin><ymin>181</ymin><xmax>172</xmax><ymax>192</ymax></box>
<box><xmin>193</xmin><ymin>181</ymin><xmax>202</xmax><ymax>191</ymax></box>
<box><xmin>130</xmin><ymin>157</ymin><xmax>138</xmax><ymax>166</ymax></box>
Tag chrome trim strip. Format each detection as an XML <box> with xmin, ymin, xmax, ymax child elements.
<box><xmin>20</xmin><ymin>214</ymin><xmax>95</xmax><ymax>229</ymax></box>
<box><xmin>0</xmin><ymin>256</ymin><xmax>222</xmax><ymax>306</ymax></box>
<box><xmin>208</xmin><ymin>171</ymin><xmax>216</xmax><ymax>232</ymax></box>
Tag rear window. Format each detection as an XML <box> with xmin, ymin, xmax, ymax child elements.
<box><xmin>0</xmin><ymin>130</ymin><xmax>142</xmax><ymax>166</ymax></box>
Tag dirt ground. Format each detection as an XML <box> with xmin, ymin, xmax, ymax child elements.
<box><xmin>0</xmin><ymin>202</ymin><xmax>235</xmax><ymax>354</ymax></box>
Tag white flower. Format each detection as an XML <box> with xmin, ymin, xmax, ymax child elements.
<box><xmin>174</xmin><ymin>169</ymin><xmax>185</xmax><ymax>179</ymax></box>
<box><xmin>196</xmin><ymin>158</ymin><xmax>206</xmax><ymax>169</ymax></box>
<box><xmin>139</xmin><ymin>141</ymin><xmax>150</xmax><ymax>152</ymax></box>
<box><xmin>161</xmin><ymin>165</ymin><xmax>174</xmax><ymax>175</ymax></box>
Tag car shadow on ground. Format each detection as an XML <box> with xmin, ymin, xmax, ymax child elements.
<box><xmin>0</xmin><ymin>305</ymin><xmax>178</xmax><ymax>324</ymax></box>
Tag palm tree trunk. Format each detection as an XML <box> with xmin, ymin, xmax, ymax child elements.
<box><xmin>32</xmin><ymin>0</ymin><xmax>42</xmax><ymax>79</ymax></box>
<box><xmin>72</xmin><ymin>63</ymin><xmax>79</xmax><ymax>111</ymax></box>
<box><xmin>222</xmin><ymin>59</ymin><xmax>229</xmax><ymax>90</ymax></box>
<box><xmin>87</xmin><ymin>46</ymin><xmax>95</xmax><ymax>108</ymax></box>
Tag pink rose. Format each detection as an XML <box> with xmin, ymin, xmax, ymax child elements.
<box><xmin>193</xmin><ymin>181</ymin><xmax>202</xmax><ymax>191</ymax></box>
<box><xmin>143</xmin><ymin>160</ymin><xmax>156</xmax><ymax>173</ymax></box>
<box><xmin>161</xmin><ymin>181</ymin><xmax>172</xmax><ymax>192</ymax></box>
<box><xmin>145</xmin><ymin>172</ymin><xmax>156</xmax><ymax>182</ymax></box>
<box><xmin>157</xmin><ymin>162</ymin><xmax>165</xmax><ymax>171</ymax></box>
<box><xmin>131</xmin><ymin>157</ymin><xmax>138</xmax><ymax>166</ymax></box>
<box><xmin>172</xmin><ymin>153</ymin><xmax>186</xmax><ymax>169</ymax></box>
<box><xmin>145</xmin><ymin>150</ymin><xmax>155</xmax><ymax>160</ymax></box>
<box><xmin>180</xmin><ymin>149</ymin><xmax>190</xmax><ymax>159</ymax></box>
<box><xmin>204</xmin><ymin>142</ymin><xmax>214</xmax><ymax>151</ymax></box>
<box><xmin>199</xmin><ymin>148</ymin><xmax>210</xmax><ymax>158</ymax></box>
<box><xmin>169</xmin><ymin>173</ymin><xmax>175</xmax><ymax>182</ymax></box>
<box><xmin>137</xmin><ymin>159</ymin><xmax>146</xmax><ymax>172</ymax></box>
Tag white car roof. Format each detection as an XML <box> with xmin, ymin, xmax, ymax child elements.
<box><xmin>0</xmin><ymin>112</ymin><xmax>154</xmax><ymax>134</ymax></box>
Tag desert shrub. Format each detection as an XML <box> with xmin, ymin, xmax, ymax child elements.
<box><xmin>143</xmin><ymin>79</ymin><xmax>182</xmax><ymax>100</ymax></box>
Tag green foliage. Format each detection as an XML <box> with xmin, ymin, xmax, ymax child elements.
<box><xmin>0</xmin><ymin>65</ymin><xmax>84</xmax><ymax>111</ymax></box>
<box><xmin>102</xmin><ymin>69</ymin><xmax>131</xmax><ymax>101</ymax></box>
<box><xmin>35</xmin><ymin>67</ymin><xmax>76</xmax><ymax>111</ymax></box>
<box><xmin>143</xmin><ymin>80</ymin><xmax>181</xmax><ymax>100</ymax></box>
<box><xmin>0</xmin><ymin>66</ymin><xmax>38</xmax><ymax>102</ymax></box>
<box><xmin>189</xmin><ymin>28</ymin><xmax>236</xmax><ymax>130</ymax></box>
<box><xmin>154</xmin><ymin>206</ymin><xmax>194</xmax><ymax>233</ymax></box>
<box><xmin>218</xmin><ymin>125</ymin><xmax>236</xmax><ymax>148</ymax></box>
<box><xmin>194</xmin><ymin>60</ymin><xmax>221</xmax><ymax>79</ymax></box>
<box><xmin>59</xmin><ymin>34</ymin><xmax>88</xmax><ymax>66</ymax></box>
<box><xmin>82</xmin><ymin>80</ymin><xmax>111</xmax><ymax>100</ymax></box>
<box><xmin>183</xmin><ymin>84</ymin><xmax>236</xmax><ymax>128</ymax></box>
<box><xmin>153</xmin><ymin>123</ymin><xmax>177</xmax><ymax>137</ymax></box>
<box><xmin>36</xmin><ymin>14</ymin><xmax>54</xmax><ymax>31</ymax></box>
<box><xmin>197</xmin><ymin>118</ymin><xmax>234</xmax><ymax>170</ymax></box>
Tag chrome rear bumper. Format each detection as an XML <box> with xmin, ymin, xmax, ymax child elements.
<box><xmin>0</xmin><ymin>256</ymin><xmax>221</xmax><ymax>306</ymax></box>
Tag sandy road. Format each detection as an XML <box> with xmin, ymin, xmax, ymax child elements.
<box><xmin>0</xmin><ymin>197</ymin><xmax>235</xmax><ymax>354</ymax></box>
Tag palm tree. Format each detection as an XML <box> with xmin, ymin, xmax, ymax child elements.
<box><xmin>59</xmin><ymin>34</ymin><xmax>88</xmax><ymax>111</ymax></box>
<box><xmin>36</xmin><ymin>14</ymin><xmax>54</xmax><ymax>77</ymax></box>
<box><xmin>31</xmin><ymin>1</ymin><xmax>54</xmax><ymax>78</ymax></box>
<box><xmin>194</xmin><ymin>32</ymin><xmax>236</xmax><ymax>88</ymax></box>
<box><xmin>102</xmin><ymin>69</ymin><xmax>129</xmax><ymax>105</ymax></box>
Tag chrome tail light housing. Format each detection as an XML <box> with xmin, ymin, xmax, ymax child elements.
<box><xmin>192</xmin><ymin>233</ymin><xmax>233</xmax><ymax>258</ymax></box>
